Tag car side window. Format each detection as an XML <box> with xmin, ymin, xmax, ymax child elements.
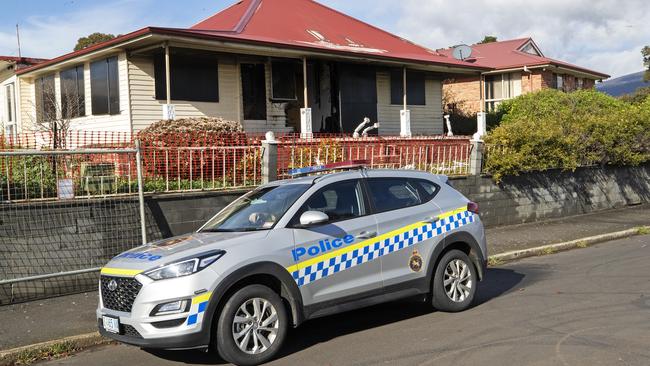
<box><xmin>291</xmin><ymin>180</ymin><xmax>365</xmax><ymax>226</ymax></box>
<box><xmin>411</xmin><ymin>179</ymin><xmax>440</xmax><ymax>203</ymax></box>
<box><xmin>366</xmin><ymin>178</ymin><xmax>421</xmax><ymax>213</ymax></box>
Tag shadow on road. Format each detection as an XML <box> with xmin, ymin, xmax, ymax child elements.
<box><xmin>144</xmin><ymin>267</ymin><xmax>525</xmax><ymax>364</ymax></box>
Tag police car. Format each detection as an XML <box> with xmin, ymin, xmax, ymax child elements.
<box><xmin>98</xmin><ymin>161</ymin><xmax>487</xmax><ymax>366</ymax></box>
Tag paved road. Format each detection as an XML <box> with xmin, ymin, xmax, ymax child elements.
<box><xmin>41</xmin><ymin>235</ymin><xmax>650</xmax><ymax>366</ymax></box>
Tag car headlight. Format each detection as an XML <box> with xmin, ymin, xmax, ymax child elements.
<box><xmin>144</xmin><ymin>250</ymin><xmax>225</xmax><ymax>281</ymax></box>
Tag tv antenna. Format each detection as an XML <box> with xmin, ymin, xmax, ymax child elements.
<box><xmin>452</xmin><ymin>44</ymin><xmax>472</xmax><ymax>61</ymax></box>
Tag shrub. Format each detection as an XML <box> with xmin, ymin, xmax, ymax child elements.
<box><xmin>484</xmin><ymin>89</ymin><xmax>650</xmax><ymax>181</ymax></box>
<box><xmin>620</xmin><ymin>86</ymin><xmax>650</xmax><ymax>105</ymax></box>
<box><xmin>141</xmin><ymin>117</ymin><xmax>244</xmax><ymax>135</ymax></box>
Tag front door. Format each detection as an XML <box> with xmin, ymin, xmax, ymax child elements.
<box><xmin>289</xmin><ymin>179</ymin><xmax>380</xmax><ymax>306</ymax></box>
<box><xmin>241</xmin><ymin>63</ymin><xmax>267</xmax><ymax>121</ymax></box>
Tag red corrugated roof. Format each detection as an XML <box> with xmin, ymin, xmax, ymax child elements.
<box><xmin>438</xmin><ymin>38</ymin><xmax>609</xmax><ymax>79</ymax></box>
<box><xmin>188</xmin><ymin>0</ymin><xmax>481</xmax><ymax>69</ymax></box>
<box><xmin>19</xmin><ymin>0</ymin><xmax>489</xmax><ymax>75</ymax></box>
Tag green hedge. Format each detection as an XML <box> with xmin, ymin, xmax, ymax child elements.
<box><xmin>484</xmin><ymin>89</ymin><xmax>650</xmax><ymax>181</ymax></box>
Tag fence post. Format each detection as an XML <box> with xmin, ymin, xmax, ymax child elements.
<box><xmin>469</xmin><ymin>139</ymin><xmax>484</xmax><ymax>176</ymax></box>
<box><xmin>135</xmin><ymin>139</ymin><xmax>147</xmax><ymax>245</ymax></box>
<box><xmin>262</xmin><ymin>131</ymin><xmax>278</xmax><ymax>184</ymax></box>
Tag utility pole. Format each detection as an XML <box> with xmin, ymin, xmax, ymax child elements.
<box><xmin>16</xmin><ymin>24</ymin><xmax>22</xmax><ymax>58</ymax></box>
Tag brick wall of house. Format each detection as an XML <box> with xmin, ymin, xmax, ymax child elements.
<box><xmin>442</xmin><ymin>77</ymin><xmax>482</xmax><ymax>115</ymax></box>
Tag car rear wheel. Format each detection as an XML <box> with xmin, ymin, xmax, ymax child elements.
<box><xmin>216</xmin><ymin>285</ymin><xmax>288</xmax><ymax>366</ymax></box>
<box><xmin>431</xmin><ymin>249</ymin><xmax>477</xmax><ymax>312</ymax></box>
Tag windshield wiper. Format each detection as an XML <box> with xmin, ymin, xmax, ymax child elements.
<box><xmin>201</xmin><ymin>227</ymin><xmax>269</xmax><ymax>233</ymax></box>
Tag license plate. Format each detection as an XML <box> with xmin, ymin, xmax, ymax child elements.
<box><xmin>102</xmin><ymin>316</ymin><xmax>120</xmax><ymax>334</ymax></box>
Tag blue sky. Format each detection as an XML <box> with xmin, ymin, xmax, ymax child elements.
<box><xmin>1</xmin><ymin>0</ymin><xmax>647</xmax><ymax>78</ymax></box>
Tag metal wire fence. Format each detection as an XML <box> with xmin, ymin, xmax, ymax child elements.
<box><xmin>276</xmin><ymin>135</ymin><xmax>472</xmax><ymax>179</ymax></box>
<box><xmin>0</xmin><ymin>148</ymin><xmax>152</xmax><ymax>305</ymax></box>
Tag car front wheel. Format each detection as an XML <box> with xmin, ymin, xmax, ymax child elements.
<box><xmin>432</xmin><ymin>249</ymin><xmax>477</xmax><ymax>312</ymax></box>
<box><xmin>216</xmin><ymin>284</ymin><xmax>288</xmax><ymax>366</ymax></box>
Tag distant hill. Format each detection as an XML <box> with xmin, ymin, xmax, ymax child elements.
<box><xmin>597</xmin><ymin>71</ymin><xmax>649</xmax><ymax>96</ymax></box>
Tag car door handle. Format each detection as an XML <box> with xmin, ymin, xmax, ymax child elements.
<box><xmin>424</xmin><ymin>216</ymin><xmax>440</xmax><ymax>223</ymax></box>
<box><xmin>356</xmin><ymin>231</ymin><xmax>377</xmax><ymax>240</ymax></box>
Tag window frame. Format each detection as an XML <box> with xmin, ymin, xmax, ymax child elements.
<box><xmin>364</xmin><ymin>177</ymin><xmax>440</xmax><ymax>215</ymax></box>
<box><xmin>288</xmin><ymin>179</ymin><xmax>371</xmax><ymax>228</ymax></box>
<box><xmin>484</xmin><ymin>73</ymin><xmax>521</xmax><ymax>111</ymax></box>
<box><xmin>35</xmin><ymin>74</ymin><xmax>56</xmax><ymax>123</ymax></box>
<box><xmin>90</xmin><ymin>56</ymin><xmax>120</xmax><ymax>116</ymax></box>
<box><xmin>5</xmin><ymin>83</ymin><xmax>15</xmax><ymax>123</ymax></box>
<box><xmin>153</xmin><ymin>49</ymin><xmax>220</xmax><ymax>103</ymax></box>
<box><xmin>390</xmin><ymin>69</ymin><xmax>426</xmax><ymax>106</ymax></box>
<box><xmin>270</xmin><ymin>60</ymin><xmax>298</xmax><ymax>101</ymax></box>
<box><xmin>59</xmin><ymin>65</ymin><xmax>86</xmax><ymax>119</ymax></box>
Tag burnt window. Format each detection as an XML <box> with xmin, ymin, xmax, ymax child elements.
<box><xmin>35</xmin><ymin>74</ymin><xmax>56</xmax><ymax>122</ymax></box>
<box><xmin>241</xmin><ymin>63</ymin><xmax>267</xmax><ymax>120</ymax></box>
<box><xmin>154</xmin><ymin>49</ymin><xmax>219</xmax><ymax>103</ymax></box>
<box><xmin>60</xmin><ymin>65</ymin><xmax>85</xmax><ymax>119</ymax></box>
<box><xmin>91</xmin><ymin>56</ymin><xmax>120</xmax><ymax>115</ymax></box>
<box><xmin>390</xmin><ymin>69</ymin><xmax>426</xmax><ymax>106</ymax></box>
<box><xmin>271</xmin><ymin>61</ymin><xmax>298</xmax><ymax>100</ymax></box>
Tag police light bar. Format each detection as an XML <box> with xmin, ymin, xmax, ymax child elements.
<box><xmin>288</xmin><ymin>160</ymin><xmax>369</xmax><ymax>177</ymax></box>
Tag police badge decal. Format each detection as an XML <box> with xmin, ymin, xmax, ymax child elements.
<box><xmin>409</xmin><ymin>250</ymin><xmax>423</xmax><ymax>272</ymax></box>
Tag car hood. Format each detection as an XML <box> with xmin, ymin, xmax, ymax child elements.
<box><xmin>102</xmin><ymin>231</ymin><xmax>269</xmax><ymax>274</ymax></box>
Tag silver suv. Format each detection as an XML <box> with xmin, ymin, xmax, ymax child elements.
<box><xmin>98</xmin><ymin>167</ymin><xmax>487</xmax><ymax>365</ymax></box>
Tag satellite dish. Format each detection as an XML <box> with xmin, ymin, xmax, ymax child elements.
<box><xmin>452</xmin><ymin>44</ymin><xmax>473</xmax><ymax>61</ymax></box>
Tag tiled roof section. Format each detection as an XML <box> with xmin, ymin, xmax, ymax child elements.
<box><xmin>438</xmin><ymin>38</ymin><xmax>609</xmax><ymax>79</ymax></box>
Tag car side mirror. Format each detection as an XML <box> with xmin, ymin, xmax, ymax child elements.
<box><xmin>299</xmin><ymin>211</ymin><xmax>329</xmax><ymax>227</ymax></box>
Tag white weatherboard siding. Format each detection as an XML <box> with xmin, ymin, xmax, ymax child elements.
<box><xmin>376</xmin><ymin>71</ymin><xmax>443</xmax><ymax>135</ymax></box>
<box><xmin>19</xmin><ymin>77</ymin><xmax>35</xmax><ymax>131</ymax></box>
<box><xmin>128</xmin><ymin>56</ymin><xmax>241</xmax><ymax>132</ymax></box>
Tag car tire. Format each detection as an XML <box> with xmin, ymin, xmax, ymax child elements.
<box><xmin>431</xmin><ymin>249</ymin><xmax>477</xmax><ymax>312</ymax></box>
<box><xmin>216</xmin><ymin>284</ymin><xmax>288</xmax><ymax>366</ymax></box>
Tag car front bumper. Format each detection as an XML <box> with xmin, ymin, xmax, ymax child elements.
<box><xmin>96</xmin><ymin>269</ymin><xmax>219</xmax><ymax>349</ymax></box>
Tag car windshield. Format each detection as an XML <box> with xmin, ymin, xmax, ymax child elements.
<box><xmin>200</xmin><ymin>184</ymin><xmax>310</xmax><ymax>232</ymax></box>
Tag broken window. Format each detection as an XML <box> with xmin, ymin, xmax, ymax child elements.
<box><xmin>241</xmin><ymin>63</ymin><xmax>267</xmax><ymax>120</ymax></box>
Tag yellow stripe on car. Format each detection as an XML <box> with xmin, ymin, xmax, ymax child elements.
<box><xmin>192</xmin><ymin>292</ymin><xmax>212</xmax><ymax>305</ymax></box>
<box><xmin>100</xmin><ymin>267</ymin><xmax>144</xmax><ymax>277</ymax></box>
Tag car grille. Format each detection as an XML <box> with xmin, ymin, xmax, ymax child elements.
<box><xmin>122</xmin><ymin>324</ymin><xmax>142</xmax><ymax>338</ymax></box>
<box><xmin>100</xmin><ymin>276</ymin><xmax>142</xmax><ymax>313</ymax></box>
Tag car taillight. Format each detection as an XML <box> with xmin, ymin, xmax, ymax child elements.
<box><xmin>467</xmin><ymin>202</ymin><xmax>479</xmax><ymax>214</ymax></box>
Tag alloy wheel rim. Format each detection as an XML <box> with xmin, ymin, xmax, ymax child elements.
<box><xmin>443</xmin><ymin>259</ymin><xmax>473</xmax><ymax>302</ymax></box>
<box><xmin>232</xmin><ymin>297</ymin><xmax>279</xmax><ymax>354</ymax></box>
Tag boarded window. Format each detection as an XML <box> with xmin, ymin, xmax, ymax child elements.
<box><xmin>35</xmin><ymin>74</ymin><xmax>56</xmax><ymax>122</ymax></box>
<box><xmin>90</xmin><ymin>56</ymin><xmax>120</xmax><ymax>115</ymax></box>
<box><xmin>154</xmin><ymin>49</ymin><xmax>219</xmax><ymax>102</ymax></box>
<box><xmin>271</xmin><ymin>61</ymin><xmax>298</xmax><ymax>100</ymax></box>
<box><xmin>390</xmin><ymin>69</ymin><xmax>426</xmax><ymax>106</ymax></box>
<box><xmin>60</xmin><ymin>65</ymin><xmax>85</xmax><ymax>119</ymax></box>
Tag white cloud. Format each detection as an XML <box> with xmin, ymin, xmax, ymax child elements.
<box><xmin>391</xmin><ymin>0</ymin><xmax>649</xmax><ymax>78</ymax></box>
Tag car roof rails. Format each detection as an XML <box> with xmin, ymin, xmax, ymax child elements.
<box><xmin>288</xmin><ymin>160</ymin><xmax>369</xmax><ymax>178</ymax></box>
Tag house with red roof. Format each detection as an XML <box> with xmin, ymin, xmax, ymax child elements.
<box><xmin>440</xmin><ymin>38</ymin><xmax>610</xmax><ymax>115</ymax></box>
<box><xmin>14</xmin><ymin>0</ymin><xmax>487</xmax><ymax>137</ymax></box>
<box><xmin>1</xmin><ymin>56</ymin><xmax>47</xmax><ymax>138</ymax></box>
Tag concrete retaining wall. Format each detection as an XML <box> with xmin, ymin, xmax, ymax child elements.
<box><xmin>452</xmin><ymin>164</ymin><xmax>650</xmax><ymax>227</ymax></box>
